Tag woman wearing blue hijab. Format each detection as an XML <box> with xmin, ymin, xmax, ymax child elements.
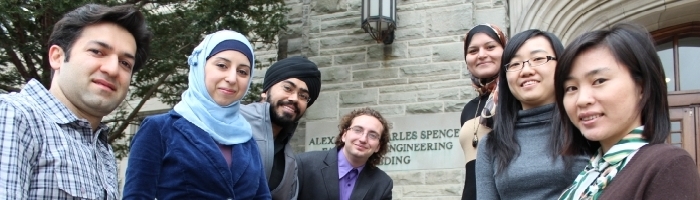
<box><xmin>123</xmin><ymin>30</ymin><xmax>270</xmax><ymax>199</ymax></box>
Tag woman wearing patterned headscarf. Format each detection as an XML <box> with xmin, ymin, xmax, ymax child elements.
<box><xmin>458</xmin><ymin>23</ymin><xmax>506</xmax><ymax>200</ymax></box>
<box><xmin>123</xmin><ymin>30</ymin><xmax>270</xmax><ymax>199</ymax></box>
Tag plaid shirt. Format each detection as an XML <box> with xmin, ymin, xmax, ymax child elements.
<box><xmin>0</xmin><ymin>79</ymin><xmax>117</xmax><ymax>200</ymax></box>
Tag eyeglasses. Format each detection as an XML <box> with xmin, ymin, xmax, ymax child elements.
<box><xmin>346</xmin><ymin>126</ymin><xmax>380</xmax><ymax>141</ymax></box>
<box><xmin>504</xmin><ymin>56</ymin><xmax>557</xmax><ymax>72</ymax></box>
<box><xmin>281</xmin><ymin>83</ymin><xmax>310</xmax><ymax>103</ymax></box>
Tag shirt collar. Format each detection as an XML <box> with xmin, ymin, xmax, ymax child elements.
<box><xmin>23</xmin><ymin>79</ymin><xmax>109</xmax><ymax>131</ymax></box>
<box><xmin>337</xmin><ymin>147</ymin><xmax>365</xmax><ymax>179</ymax></box>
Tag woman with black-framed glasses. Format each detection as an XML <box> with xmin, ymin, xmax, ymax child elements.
<box><xmin>475</xmin><ymin>29</ymin><xmax>588</xmax><ymax>200</ymax></box>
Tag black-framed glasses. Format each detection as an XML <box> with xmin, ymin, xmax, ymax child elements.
<box><xmin>504</xmin><ymin>56</ymin><xmax>557</xmax><ymax>72</ymax></box>
<box><xmin>346</xmin><ymin>126</ymin><xmax>380</xmax><ymax>141</ymax></box>
<box><xmin>281</xmin><ymin>83</ymin><xmax>310</xmax><ymax>103</ymax></box>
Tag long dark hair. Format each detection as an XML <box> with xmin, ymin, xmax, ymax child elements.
<box><xmin>485</xmin><ymin>29</ymin><xmax>567</xmax><ymax>174</ymax></box>
<box><xmin>554</xmin><ymin>23</ymin><xmax>670</xmax><ymax>156</ymax></box>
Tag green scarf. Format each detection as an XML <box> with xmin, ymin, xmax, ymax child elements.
<box><xmin>559</xmin><ymin>126</ymin><xmax>648</xmax><ymax>200</ymax></box>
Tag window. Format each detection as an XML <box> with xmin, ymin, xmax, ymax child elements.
<box><xmin>653</xmin><ymin>22</ymin><xmax>700</xmax><ymax>92</ymax></box>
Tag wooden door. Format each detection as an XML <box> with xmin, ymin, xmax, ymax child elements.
<box><xmin>667</xmin><ymin>107</ymin><xmax>698</xmax><ymax>172</ymax></box>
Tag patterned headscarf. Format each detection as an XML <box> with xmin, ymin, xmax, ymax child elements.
<box><xmin>464</xmin><ymin>24</ymin><xmax>506</xmax><ymax>128</ymax></box>
<box><xmin>464</xmin><ymin>23</ymin><xmax>507</xmax><ymax>96</ymax></box>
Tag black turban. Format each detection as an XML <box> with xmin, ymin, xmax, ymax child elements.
<box><xmin>263</xmin><ymin>56</ymin><xmax>322</xmax><ymax>106</ymax></box>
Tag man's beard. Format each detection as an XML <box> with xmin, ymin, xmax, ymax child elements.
<box><xmin>267</xmin><ymin>93</ymin><xmax>302</xmax><ymax>127</ymax></box>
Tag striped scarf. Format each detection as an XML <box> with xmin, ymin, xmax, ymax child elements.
<box><xmin>559</xmin><ymin>126</ymin><xmax>648</xmax><ymax>200</ymax></box>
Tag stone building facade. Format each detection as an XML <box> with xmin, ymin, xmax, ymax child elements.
<box><xmin>118</xmin><ymin>0</ymin><xmax>700</xmax><ymax>199</ymax></box>
<box><xmin>258</xmin><ymin>0</ymin><xmax>508</xmax><ymax>199</ymax></box>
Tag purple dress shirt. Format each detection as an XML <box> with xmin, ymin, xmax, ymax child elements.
<box><xmin>338</xmin><ymin>147</ymin><xmax>365</xmax><ymax>200</ymax></box>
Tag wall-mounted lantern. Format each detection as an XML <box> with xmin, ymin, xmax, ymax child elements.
<box><xmin>361</xmin><ymin>0</ymin><xmax>396</xmax><ymax>44</ymax></box>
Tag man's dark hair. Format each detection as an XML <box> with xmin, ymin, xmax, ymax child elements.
<box><xmin>48</xmin><ymin>4</ymin><xmax>152</xmax><ymax>72</ymax></box>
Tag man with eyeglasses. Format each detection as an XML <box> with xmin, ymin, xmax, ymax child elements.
<box><xmin>296</xmin><ymin>107</ymin><xmax>393</xmax><ymax>200</ymax></box>
<box><xmin>241</xmin><ymin>56</ymin><xmax>321</xmax><ymax>200</ymax></box>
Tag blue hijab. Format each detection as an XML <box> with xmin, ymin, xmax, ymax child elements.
<box><xmin>173</xmin><ymin>30</ymin><xmax>254</xmax><ymax>145</ymax></box>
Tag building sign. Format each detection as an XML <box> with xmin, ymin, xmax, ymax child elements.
<box><xmin>305</xmin><ymin>112</ymin><xmax>465</xmax><ymax>171</ymax></box>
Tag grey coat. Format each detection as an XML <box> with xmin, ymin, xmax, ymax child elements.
<box><xmin>241</xmin><ymin>102</ymin><xmax>298</xmax><ymax>200</ymax></box>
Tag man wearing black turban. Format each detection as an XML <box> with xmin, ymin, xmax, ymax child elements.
<box><xmin>241</xmin><ymin>56</ymin><xmax>321</xmax><ymax>200</ymax></box>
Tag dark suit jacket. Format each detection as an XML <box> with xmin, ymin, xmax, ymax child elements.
<box><xmin>296</xmin><ymin>147</ymin><xmax>393</xmax><ymax>200</ymax></box>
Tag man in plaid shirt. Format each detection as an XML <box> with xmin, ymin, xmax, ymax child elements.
<box><xmin>0</xmin><ymin>4</ymin><xmax>151</xmax><ymax>199</ymax></box>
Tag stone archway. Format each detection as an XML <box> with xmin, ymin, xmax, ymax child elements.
<box><xmin>509</xmin><ymin>0</ymin><xmax>700</xmax><ymax>43</ymax></box>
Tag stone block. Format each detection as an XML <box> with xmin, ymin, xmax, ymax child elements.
<box><xmin>319</xmin><ymin>35</ymin><xmax>375</xmax><ymax>49</ymax></box>
<box><xmin>367</xmin><ymin>43</ymin><xmax>408</xmax><ymax>61</ymax></box>
<box><xmin>288</xmin><ymin>37</ymin><xmax>303</xmax><ymax>54</ymax></box>
<box><xmin>312</xmin><ymin>0</ymin><xmax>346</xmax><ymax>13</ymax></box>
<box><xmin>432</xmin><ymin>42</ymin><xmax>465</xmax><ymax>62</ymax></box>
<box><xmin>430</xmin><ymin>80</ymin><xmax>470</xmax><ymax>89</ymax></box>
<box><xmin>340</xmin><ymin>89</ymin><xmax>378</xmax><ymax>107</ymax></box>
<box><xmin>380</xmin><ymin>92</ymin><xmax>417</xmax><ymax>104</ymax></box>
<box><xmin>417</xmin><ymin>88</ymin><xmax>460</xmax><ymax>101</ymax></box>
<box><xmin>334</xmin><ymin>53</ymin><xmax>367</xmax><ymax>66</ymax></box>
<box><xmin>495</xmin><ymin>0</ymin><xmax>505</xmax><ymax>6</ymax></box>
<box><xmin>475</xmin><ymin>0</ymin><xmax>495</xmax><ymax>9</ymax></box>
<box><xmin>353</xmin><ymin>68</ymin><xmax>400</xmax><ymax>81</ymax></box>
<box><xmin>397</xmin><ymin>10</ymin><xmax>425</xmax><ymax>29</ymax></box>
<box><xmin>408</xmin><ymin>46</ymin><xmax>431</xmax><ymax>58</ymax></box>
<box><xmin>445</xmin><ymin>100</ymin><xmax>467</xmax><ymax>112</ymax></box>
<box><xmin>339</xmin><ymin>104</ymin><xmax>404</xmax><ymax>118</ymax></box>
<box><xmin>378</xmin><ymin>83</ymin><xmax>430</xmax><ymax>93</ymax></box>
<box><xmin>287</xmin><ymin>3</ymin><xmax>304</xmax><ymax>19</ymax></box>
<box><xmin>408</xmin><ymin>74</ymin><xmax>460</xmax><ymax>83</ymax></box>
<box><xmin>400</xmin><ymin>184</ymin><xmax>463</xmax><ymax>197</ymax></box>
<box><xmin>347</xmin><ymin>0</ymin><xmax>361</xmax><ymax>10</ymax></box>
<box><xmin>474</xmin><ymin>8</ymin><xmax>508</xmax><ymax>29</ymax></box>
<box><xmin>311</xmin><ymin>29</ymin><xmax>364</xmax><ymax>39</ymax></box>
<box><xmin>309</xmin><ymin>39</ymin><xmax>321</xmax><ymax>56</ymax></box>
<box><xmin>321</xmin><ymin>82</ymin><xmax>363</xmax><ymax>91</ymax></box>
<box><xmin>320</xmin><ymin>66</ymin><xmax>351</xmax><ymax>83</ymax></box>
<box><xmin>311</xmin><ymin>10</ymin><xmax>357</xmax><ymax>21</ymax></box>
<box><xmin>350</xmin><ymin>62</ymin><xmax>382</xmax><ymax>70</ymax></box>
<box><xmin>309</xmin><ymin>17</ymin><xmax>321</xmax><ymax>34</ymax></box>
<box><xmin>398</xmin><ymin>0</ymin><xmax>430</xmax><ymax>5</ymax></box>
<box><xmin>308</xmin><ymin>55</ymin><xmax>332</xmax><ymax>68</ymax></box>
<box><xmin>320</xmin><ymin>17</ymin><xmax>358</xmax><ymax>33</ymax></box>
<box><xmin>425</xmin><ymin>169</ymin><xmax>464</xmax><ymax>185</ymax></box>
<box><xmin>406</xmin><ymin>102</ymin><xmax>444</xmax><ymax>114</ymax></box>
<box><xmin>426</xmin><ymin>4</ymin><xmax>473</xmax><ymax>37</ymax></box>
<box><xmin>320</xmin><ymin>46</ymin><xmax>367</xmax><ymax>56</ymax></box>
<box><xmin>400</xmin><ymin>62</ymin><xmax>462</xmax><ymax>77</ymax></box>
<box><xmin>305</xmin><ymin>92</ymin><xmax>338</xmax><ymax>120</ymax></box>
<box><xmin>395</xmin><ymin>28</ymin><xmax>426</xmax><ymax>41</ymax></box>
<box><xmin>408</xmin><ymin>36</ymin><xmax>460</xmax><ymax>47</ymax></box>
<box><xmin>383</xmin><ymin>57</ymin><xmax>432</xmax><ymax>68</ymax></box>
<box><xmin>397</xmin><ymin>196</ymin><xmax>462</xmax><ymax>200</ymax></box>
<box><xmin>387</xmin><ymin>171</ymin><xmax>424</xmax><ymax>185</ymax></box>
<box><xmin>363</xmin><ymin>78</ymin><xmax>408</xmax><ymax>88</ymax></box>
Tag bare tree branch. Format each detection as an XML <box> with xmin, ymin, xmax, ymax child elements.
<box><xmin>108</xmin><ymin>70</ymin><xmax>174</xmax><ymax>143</ymax></box>
<box><xmin>0</xmin><ymin>84</ymin><xmax>21</xmax><ymax>93</ymax></box>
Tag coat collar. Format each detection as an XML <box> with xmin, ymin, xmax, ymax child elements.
<box><xmin>321</xmin><ymin>147</ymin><xmax>374</xmax><ymax>200</ymax></box>
<box><xmin>170</xmin><ymin>110</ymin><xmax>253</xmax><ymax>196</ymax></box>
